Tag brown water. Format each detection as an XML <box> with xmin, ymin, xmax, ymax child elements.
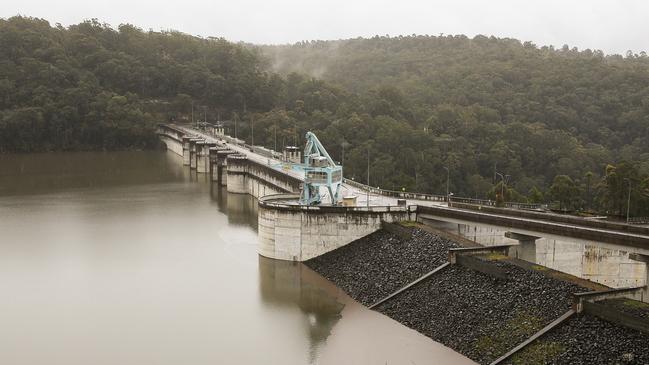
<box><xmin>0</xmin><ymin>151</ymin><xmax>475</xmax><ymax>365</ymax></box>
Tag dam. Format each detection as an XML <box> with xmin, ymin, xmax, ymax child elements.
<box><xmin>157</xmin><ymin>123</ymin><xmax>649</xmax><ymax>298</ymax></box>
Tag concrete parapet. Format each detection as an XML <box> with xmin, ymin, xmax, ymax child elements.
<box><xmin>456</xmin><ymin>254</ymin><xmax>509</xmax><ymax>280</ymax></box>
<box><xmin>447</xmin><ymin>245</ymin><xmax>514</xmax><ymax>264</ymax></box>
<box><xmin>447</xmin><ymin>201</ymin><xmax>649</xmax><ymax>237</ymax></box>
<box><xmin>583</xmin><ymin>300</ymin><xmax>649</xmax><ymax>334</ymax></box>
<box><xmin>380</xmin><ymin>221</ymin><xmax>413</xmax><ymax>240</ymax></box>
<box><xmin>418</xmin><ymin>205</ymin><xmax>649</xmax><ymax>249</ymax></box>
<box><xmin>573</xmin><ymin>287</ymin><xmax>646</xmax><ymax>312</ymax></box>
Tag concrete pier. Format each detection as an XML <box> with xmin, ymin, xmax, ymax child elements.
<box><xmin>217</xmin><ymin>149</ymin><xmax>237</xmax><ymax>186</ymax></box>
<box><xmin>189</xmin><ymin>138</ymin><xmax>202</xmax><ymax>170</ymax></box>
<box><xmin>209</xmin><ymin>147</ymin><xmax>219</xmax><ymax>181</ymax></box>
<box><xmin>505</xmin><ymin>231</ymin><xmax>540</xmax><ymax>263</ymax></box>
<box><xmin>182</xmin><ymin>136</ymin><xmax>192</xmax><ymax>165</ymax></box>
<box><xmin>226</xmin><ymin>154</ymin><xmax>248</xmax><ymax>194</ymax></box>
<box><xmin>196</xmin><ymin>141</ymin><xmax>207</xmax><ymax>173</ymax></box>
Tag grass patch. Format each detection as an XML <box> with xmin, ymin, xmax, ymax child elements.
<box><xmin>510</xmin><ymin>340</ymin><xmax>565</xmax><ymax>365</ymax></box>
<box><xmin>485</xmin><ymin>253</ymin><xmax>509</xmax><ymax>261</ymax></box>
<box><xmin>621</xmin><ymin>298</ymin><xmax>649</xmax><ymax>310</ymax></box>
<box><xmin>475</xmin><ymin>311</ymin><xmax>545</xmax><ymax>360</ymax></box>
<box><xmin>531</xmin><ymin>265</ymin><xmax>549</xmax><ymax>271</ymax></box>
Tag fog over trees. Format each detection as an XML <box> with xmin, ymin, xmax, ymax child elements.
<box><xmin>1</xmin><ymin>16</ymin><xmax>648</xmax><ymax>216</ymax></box>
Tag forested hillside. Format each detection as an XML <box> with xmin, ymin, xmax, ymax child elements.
<box><xmin>1</xmin><ymin>17</ymin><xmax>647</xmax><ymax>215</ymax></box>
<box><xmin>259</xmin><ymin>36</ymin><xmax>649</xmax><ymax>216</ymax></box>
<box><xmin>0</xmin><ymin>16</ymin><xmax>281</xmax><ymax>152</ymax></box>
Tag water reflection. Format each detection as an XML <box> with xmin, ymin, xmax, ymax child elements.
<box><xmin>0</xmin><ymin>151</ymin><xmax>189</xmax><ymax>196</ymax></box>
<box><xmin>259</xmin><ymin>257</ymin><xmax>344</xmax><ymax>363</ymax></box>
<box><xmin>210</xmin><ymin>184</ymin><xmax>258</xmax><ymax>229</ymax></box>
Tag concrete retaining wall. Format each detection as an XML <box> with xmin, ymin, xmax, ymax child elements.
<box><xmin>259</xmin><ymin>194</ymin><xmax>415</xmax><ymax>261</ymax></box>
<box><xmin>583</xmin><ymin>301</ymin><xmax>649</xmax><ymax>333</ymax></box>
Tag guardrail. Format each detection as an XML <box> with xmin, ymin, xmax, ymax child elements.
<box><xmin>259</xmin><ymin>193</ymin><xmax>414</xmax><ymax>214</ymax></box>
<box><xmin>630</xmin><ymin>217</ymin><xmax>649</xmax><ymax>225</ymax></box>
<box><xmin>342</xmin><ymin>178</ymin><xmax>448</xmax><ymax>202</ymax></box>
<box><xmin>450</xmin><ymin>196</ymin><xmax>547</xmax><ymax>210</ymax></box>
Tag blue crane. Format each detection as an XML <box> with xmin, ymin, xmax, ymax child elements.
<box><xmin>300</xmin><ymin>132</ymin><xmax>343</xmax><ymax>205</ymax></box>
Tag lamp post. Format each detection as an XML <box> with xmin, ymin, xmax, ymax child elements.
<box><xmin>496</xmin><ymin>172</ymin><xmax>505</xmax><ymax>199</ymax></box>
<box><xmin>624</xmin><ymin>178</ymin><xmax>632</xmax><ymax>224</ymax></box>
<box><xmin>366</xmin><ymin>147</ymin><xmax>370</xmax><ymax>208</ymax></box>
<box><xmin>443</xmin><ymin>166</ymin><xmax>450</xmax><ymax>205</ymax></box>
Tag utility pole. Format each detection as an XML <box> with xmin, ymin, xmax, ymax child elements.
<box><xmin>251</xmin><ymin>116</ymin><xmax>254</xmax><ymax>146</ymax></box>
<box><xmin>496</xmin><ymin>172</ymin><xmax>505</xmax><ymax>200</ymax></box>
<box><xmin>367</xmin><ymin>147</ymin><xmax>370</xmax><ymax>208</ymax></box>
<box><xmin>443</xmin><ymin>167</ymin><xmax>450</xmax><ymax>204</ymax></box>
<box><xmin>625</xmin><ymin>178</ymin><xmax>632</xmax><ymax>224</ymax></box>
<box><xmin>294</xmin><ymin>123</ymin><xmax>297</xmax><ymax>147</ymax></box>
<box><xmin>191</xmin><ymin>101</ymin><xmax>194</xmax><ymax>126</ymax></box>
<box><xmin>274</xmin><ymin>120</ymin><xmax>277</xmax><ymax>152</ymax></box>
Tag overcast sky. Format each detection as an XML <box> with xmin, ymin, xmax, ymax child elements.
<box><xmin>2</xmin><ymin>0</ymin><xmax>647</xmax><ymax>55</ymax></box>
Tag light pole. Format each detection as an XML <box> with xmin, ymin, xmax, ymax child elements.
<box><xmin>366</xmin><ymin>147</ymin><xmax>370</xmax><ymax>208</ymax></box>
<box><xmin>443</xmin><ymin>166</ymin><xmax>450</xmax><ymax>205</ymax></box>
<box><xmin>624</xmin><ymin>178</ymin><xmax>632</xmax><ymax>224</ymax></box>
<box><xmin>495</xmin><ymin>172</ymin><xmax>508</xmax><ymax>201</ymax></box>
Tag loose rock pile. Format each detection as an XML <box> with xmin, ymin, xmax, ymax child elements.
<box><xmin>306</xmin><ymin>225</ymin><xmax>649</xmax><ymax>365</ymax></box>
<box><xmin>305</xmin><ymin>228</ymin><xmax>459</xmax><ymax>306</ymax></box>
<box><xmin>509</xmin><ymin>314</ymin><xmax>649</xmax><ymax>364</ymax></box>
<box><xmin>377</xmin><ymin>260</ymin><xmax>584</xmax><ymax>364</ymax></box>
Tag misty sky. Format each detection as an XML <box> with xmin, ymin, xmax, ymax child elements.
<box><xmin>2</xmin><ymin>0</ymin><xmax>647</xmax><ymax>55</ymax></box>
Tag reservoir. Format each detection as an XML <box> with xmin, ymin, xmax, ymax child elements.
<box><xmin>0</xmin><ymin>150</ymin><xmax>474</xmax><ymax>365</ymax></box>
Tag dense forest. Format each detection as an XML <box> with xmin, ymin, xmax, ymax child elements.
<box><xmin>1</xmin><ymin>16</ymin><xmax>648</xmax><ymax>216</ymax></box>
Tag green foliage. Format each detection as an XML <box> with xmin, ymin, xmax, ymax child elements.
<box><xmin>549</xmin><ymin>175</ymin><xmax>581</xmax><ymax>211</ymax></box>
<box><xmin>510</xmin><ymin>340</ymin><xmax>565</xmax><ymax>365</ymax></box>
<box><xmin>0</xmin><ymin>16</ymin><xmax>279</xmax><ymax>151</ymax></box>
<box><xmin>475</xmin><ymin>310</ymin><xmax>545</xmax><ymax>360</ymax></box>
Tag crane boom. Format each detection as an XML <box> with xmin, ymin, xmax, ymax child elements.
<box><xmin>300</xmin><ymin>132</ymin><xmax>343</xmax><ymax>205</ymax></box>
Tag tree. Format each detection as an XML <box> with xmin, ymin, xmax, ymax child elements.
<box><xmin>549</xmin><ymin>175</ymin><xmax>580</xmax><ymax>211</ymax></box>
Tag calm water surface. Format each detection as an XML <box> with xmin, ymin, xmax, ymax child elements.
<box><xmin>0</xmin><ymin>151</ymin><xmax>474</xmax><ymax>365</ymax></box>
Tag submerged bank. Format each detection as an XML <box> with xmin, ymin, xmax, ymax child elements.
<box><xmin>305</xmin><ymin>224</ymin><xmax>649</xmax><ymax>365</ymax></box>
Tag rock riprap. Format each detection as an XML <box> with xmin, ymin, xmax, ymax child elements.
<box><xmin>306</xmin><ymin>228</ymin><xmax>459</xmax><ymax>306</ymax></box>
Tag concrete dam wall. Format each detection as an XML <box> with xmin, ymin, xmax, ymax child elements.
<box><xmin>258</xmin><ymin>194</ymin><xmax>415</xmax><ymax>261</ymax></box>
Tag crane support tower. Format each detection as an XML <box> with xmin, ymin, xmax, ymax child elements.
<box><xmin>300</xmin><ymin>132</ymin><xmax>343</xmax><ymax>205</ymax></box>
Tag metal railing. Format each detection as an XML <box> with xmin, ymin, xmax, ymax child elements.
<box><xmin>342</xmin><ymin>178</ymin><xmax>448</xmax><ymax>202</ymax></box>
